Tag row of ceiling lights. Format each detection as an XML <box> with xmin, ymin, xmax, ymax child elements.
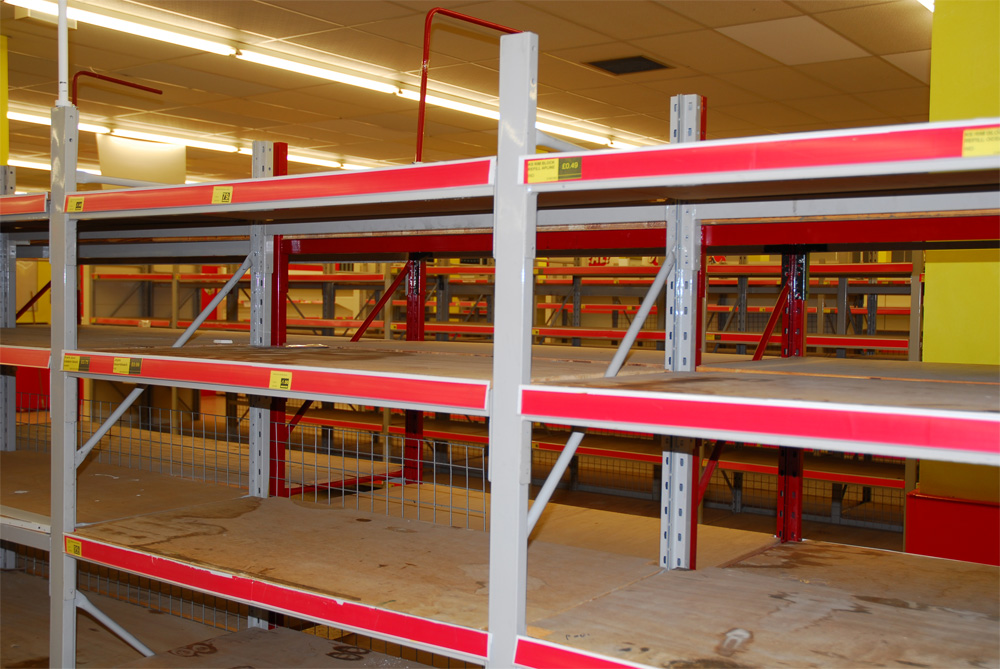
<box><xmin>6</xmin><ymin>0</ymin><xmax>652</xmax><ymax>177</ymax></box>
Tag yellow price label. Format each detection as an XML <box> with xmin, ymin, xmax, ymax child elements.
<box><xmin>64</xmin><ymin>354</ymin><xmax>80</xmax><ymax>372</ymax></box>
<box><xmin>66</xmin><ymin>537</ymin><xmax>83</xmax><ymax>557</ymax></box>
<box><xmin>112</xmin><ymin>357</ymin><xmax>131</xmax><ymax>374</ymax></box>
<box><xmin>963</xmin><ymin>127</ymin><xmax>1000</xmax><ymax>157</ymax></box>
<box><xmin>269</xmin><ymin>370</ymin><xmax>293</xmax><ymax>391</ymax></box>
<box><xmin>526</xmin><ymin>156</ymin><xmax>584</xmax><ymax>184</ymax></box>
<box><xmin>67</xmin><ymin>196</ymin><xmax>85</xmax><ymax>212</ymax></box>
<box><xmin>531</xmin><ymin>328</ymin><xmax>540</xmax><ymax>335</ymax></box>
<box><xmin>211</xmin><ymin>186</ymin><xmax>234</xmax><ymax>204</ymax></box>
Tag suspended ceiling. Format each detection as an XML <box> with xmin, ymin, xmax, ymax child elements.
<box><xmin>3</xmin><ymin>0</ymin><xmax>935</xmax><ymax>193</ymax></box>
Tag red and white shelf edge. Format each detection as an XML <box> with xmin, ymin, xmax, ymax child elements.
<box><xmin>0</xmin><ymin>345</ymin><xmax>51</xmax><ymax>369</ymax></box>
<box><xmin>519</xmin><ymin>385</ymin><xmax>1000</xmax><ymax>467</ymax></box>
<box><xmin>61</xmin><ymin>158</ymin><xmax>495</xmax><ymax>218</ymax></box>
<box><xmin>521</xmin><ymin>119</ymin><xmax>1000</xmax><ymax>190</ymax></box>
<box><xmin>0</xmin><ymin>192</ymin><xmax>48</xmax><ymax>220</ymax></box>
<box><xmin>62</xmin><ymin>534</ymin><xmax>657</xmax><ymax>669</ymax></box>
<box><xmin>61</xmin><ymin>350</ymin><xmax>491</xmax><ymax>415</ymax></box>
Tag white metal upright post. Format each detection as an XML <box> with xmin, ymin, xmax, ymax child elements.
<box><xmin>660</xmin><ymin>94</ymin><xmax>704</xmax><ymax>571</ymax></box>
<box><xmin>488</xmin><ymin>31</ymin><xmax>537</xmax><ymax>668</ymax></box>
<box><xmin>1</xmin><ymin>166</ymin><xmax>16</xmax><ymax>569</ymax></box>
<box><xmin>49</xmin><ymin>102</ymin><xmax>80</xmax><ymax>668</ymax></box>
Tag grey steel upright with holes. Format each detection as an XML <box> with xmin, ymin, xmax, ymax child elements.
<box><xmin>488</xmin><ymin>31</ymin><xmax>537</xmax><ymax>668</ymax></box>
<box><xmin>660</xmin><ymin>94</ymin><xmax>704</xmax><ymax>570</ymax></box>
<box><xmin>49</xmin><ymin>103</ymin><xmax>80</xmax><ymax>668</ymax></box>
<box><xmin>1</xmin><ymin>166</ymin><xmax>16</xmax><ymax>569</ymax></box>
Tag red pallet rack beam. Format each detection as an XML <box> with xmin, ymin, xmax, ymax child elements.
<box><xmin>415</xmin><ymin>8</ymin><xmax>519</xmax><ymax>163</ymax></box>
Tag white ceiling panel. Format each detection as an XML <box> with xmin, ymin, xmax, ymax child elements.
<box><xmin>795</xmin><ymin>56</ymin><xmax>925</xmax><ymax>93</ymax></box>
<box><xmin>785</xmin><ymin>94</ymin><xmax>886</xmax><ymax>123</ymax></box>
<box><xmin>883</xmin><ymin>50</ymin><xmax>932</xmax><ymax>84</ymax></box>
<box><xmin>813</xmin><ymin>1</ymin><xmax>932</xmax><ymax>56</ymax></box>
<box><xmin>718</xmin><ymin>16</ymin><xmax>869</xmax><ymax>65</ymax></box>
<box><xmin>643</xmin><ymin>75</ymin><xmax>766</xmax><ymax>107</ymax></box>
<box><xmin>659</xmin><ymin>1</ymin><xmax>802</xmax><ymax>28</ymax></box>
<box><xmin>715</xmin><ymin>67</ymin><xmax>840</xmax><ymax>102</ymax></box>
<box><xmin>632</xmin><ymin>29</ymin><xmax>780</xmax><ymax>73</ymax></box>
<box><xmin>535</xmin><ymin>1</ymin><xmax>701</xmax><ymax>40</ymax></box>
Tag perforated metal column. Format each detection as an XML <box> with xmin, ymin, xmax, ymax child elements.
<box><xmin>49</xmin><ymin>103</ymin><xmax>80</xmax><ymax>669</ymax></box>
<box><xmin>487</xmin><ymin>31</ymin><xmax>537</xmax><ymax>669</ymax></box>
<box><xmin>660</xmin><ymin>94</ymin><xmax>703</xmax><ymax>572</ymax></box>
<box><xmin>0</xmin><ymin>168</ymin><xmax>16</xmax><ymax>570</ymax></box>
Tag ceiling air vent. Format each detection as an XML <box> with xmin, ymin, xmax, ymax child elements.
<box><xmin>587</xmin><ymin>55</ymin><xmax>670</xmax><ymax>75</ymax></box>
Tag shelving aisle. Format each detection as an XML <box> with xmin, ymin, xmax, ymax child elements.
<box><xmin>1</xmin><ymin>31</ymin><xmax>998</xmax><ymax>669</ymax></box>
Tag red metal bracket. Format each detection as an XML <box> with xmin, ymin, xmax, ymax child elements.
<box><xmin>350</xmin><ymin>262</ymin><xmax>413</xmax><ymax>342</ymax></box>
<box><xmin>71</xmin><ymin>71</ymin><xmax>162</xmax><ymax>106</ymax></box>
<box><xmin>415</xmin><ymin>8</ymin><xmax>520</xmax><ymax>163</ymax></box>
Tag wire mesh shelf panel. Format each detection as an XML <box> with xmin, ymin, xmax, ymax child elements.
<box><xmin>271</xmin><ymin>422</ymin><xmax>487</xmax><ymax>531</ymax></box>
<box><xmin>531</xmin><ymin>449</ymin><xmax>659</xmax><ymax>500</ymax></box>
<box><xmin>15</xmin><ymin>391</ymin><xmax>51</xmax><ymax>452</ymax></box>
<box><xmin>80</xmin><ymin>399</ymin><xmax>250</xmax><ymax>488</ymax></box>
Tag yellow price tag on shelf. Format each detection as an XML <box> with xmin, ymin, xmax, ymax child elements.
<box><xmin>67</xmin><ymin>196</ymin><xmax>85</xmax><ymax>212</ymax></box>
<box><xmin>112</xmin><ymin>357</ymin><xmax>131</xmax><ymax>374</ymax></box>
<box><xmin>212</xmin><ymin>186</ymin><xmax>234</xmax><ymax>204</ymax></box>
<box><xmin>66</xmin><ymin>537</ymin><xmax>83</xmax><ymax>557</ymax></box>
<box><xmin>64</xmin><ymin>354</ymin><xmax>80</xmax><ymax>372</ymax></box>
<box><xmin>526</xmin><ymin>157</ymin><xmax>583</xmax><ymax>184</ymax></box>
<box><xmin>963</xmin><ymin>127</ymin><xmax>1000</xmax><ymax>157</ymax></box>
<box><xmin>531</xmin><ymin>329</ymin><xmax>540</xmax><ymax>335</ymax></box>
<box><xmin>269</xmin><ymin>370</ymin><xmax>293</xmax><ymax>391</ymax></box>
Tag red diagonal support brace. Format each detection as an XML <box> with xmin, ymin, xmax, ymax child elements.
<box><xmin>752</xmin><ymin>283</ymin><xmax>789</xmax><ymax>361</ymax></box>
<box><xmin>351</xmin><ymin>263</ymin><xmax>413</xmax><ymax>342</ymax></box>
<box><xmin>696</xmin><ymin>440</ymin><xmax>725</xmax><ymax>506</ymax></box>
<box><xmin>16</xmin><ymin>281</ymin><xmax>51</xmax><ymax>320</ymax></box>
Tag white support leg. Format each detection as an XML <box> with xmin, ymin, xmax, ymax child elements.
<box><xmin>661</xmin><ymin>94</ymin><xmax>704</xmax><ymax>572</ymax></box>
<box><xmin>246</xmin><ymin>141</ymin><xmax>275</xmax><ymax>629</ymax></box>
<box><xmin>487</xmin><ymin>31</ymin><xmax>538</xmax><ymax>669</ymax></box>
<box><xmin>49</xmin><ymin>102</ymin><xmax>80</xmax><ymax>668</ymax></box>
<box><xmin>1</xmin><ymin>176</ymin><xmax>17</xmax><ymax>569</ymax></box>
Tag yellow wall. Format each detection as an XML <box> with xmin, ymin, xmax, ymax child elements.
<box><xmin>1</xmin><ymin>35</ymin><xmax>8</xmax><ymax>166</ymax></box>
<box><xmin>919</xmin><ymin>0</ymin><xmax>1000</xmax><ymax>502</ymax></box>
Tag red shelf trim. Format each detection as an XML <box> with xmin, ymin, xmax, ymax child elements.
<box><xmin>0</xmin><ymin>193</ymin><xmax>47</xmax><ymax>216</ymax></box>
<box><xmin>524</xmin><ymin>122</ymin><xmax>998</xmax><ymax>184</ymax></box>
<box><xmin>515</xmin><ymin>636</ymin><xmax>649</xmax><ymax>669</ymax></box>
<box><xmin>66</xmin><ymin>536</ymin><xmax>490</xmax><ymax>660</ymax></box>
<box><xmin>0</xmin><ymin>345</ymin><xmax>51</xmax><ymax>369</ymax></box>
<box><xmin>66</xmin><ymin>159</ymin><xmax>493</xmax><ymax>214</ymax></box>
<box><xmin>66</xmin><ymin>351</ymin><xmax>490</xmax><ymax>412</ymax></box>
<box><xmin>520</xmin><ymin>387</ymin><xmax>1000</xmax><ymax>456</ymax></box>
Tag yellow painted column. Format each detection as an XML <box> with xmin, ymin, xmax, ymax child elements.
<box><xmin>919</xmin><ymin>0</ymin><xmax>999</xmax><ymax>504</ymax></box>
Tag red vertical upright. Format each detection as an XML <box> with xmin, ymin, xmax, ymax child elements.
<box><xmin>403</xmin><ymin>255</ymin><xmax>427</xmax><ymax>484</ymax></box>
<box><xmin>269</xmin><ymin>235</ymin><xmax>289</xmax><ymax>497</ymax></box>
<box><xmin>776</xmin><ymin>252</ymin><xmax>808</xmax><ymax>542</ymax></box>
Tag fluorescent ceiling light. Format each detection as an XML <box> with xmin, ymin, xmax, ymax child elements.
<box><xmin>397</xmin><ymin>89</ymin><xmax>500</xmax><ymax>120</ymax></box>
<box><xmin>8</xmin><ymin>158</ymin><xmax>53</xmax><ymax>171</ymax></box>
<box><xmin>8</xmin><ymin>110</ymin><xmax>110</xmax><ymax>134</ymax></box>
<box><xmin>536</xmin><ymin>121</ymin><xmax>614</xmax><ymax>147</ymax></box>
<box><xmin>288</xmin><ymin>154</ymin><xmax>342</xmax><ymax>169</ymax></box>
<box><xmin>237</xmin><ymin>50</ymin><xmax>400</xmax><ymax>95</ymax></box>
<box><xmin>5</xmin><ymin>0</ymin><xmax>236</xmax><ymax>55</ymax></box>
<box><xmin>8</xmin><ymin>158</ymin><xmax>100</xmax><ymax>173</ymax></box>
<box><xmin>111</xmin><ymin>128</ymin><xmax>239</xmax><ymax>153</ymax></box>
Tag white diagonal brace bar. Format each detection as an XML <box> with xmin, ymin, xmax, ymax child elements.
<box><xmin>527</xmin><ymin>251</ymin><xmax>676</xmax><ymax>533</ymax></box>
<box><xmin>75</xmin><ymin>592</ymin><xmax>155</xmax><ymax>657</ymax></box>
<box><xmin>75</xmin><ymin>254</ymin><xmax>252</xmax><ymax>467</ymax></box>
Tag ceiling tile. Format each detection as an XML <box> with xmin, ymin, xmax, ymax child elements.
<box><xmin>288</xmin><ymin>28</ymin><xmax>448</xmax><ymax>73</ymax></box>
<box><xmin>785</xmin><ymin>94</ymin><xmax>885</xmax><ymax>123</ymax></box>
<box><xmin>572</xmin><ymin>83</ymin><xmax>673</xmax><ymax>115</ymax></box>
<box><xmin>718</xmin><ymin>16</ymin><xmax>869</xmax><ymax>66</ymax></box>
<box><xmin>856</xmin><ymin>87</ymin><xmax>930</xmax><ymax>118</ymax></box>
<box><xmin>658</xmin><ymin>1</ymin><xmax>802</xmax><ymax>28</ymax></box>
<box><xmin>534</xmin><ymin>1</ymin><xmax>701</xmax><ymax>40</ymax></box>
<box><xmin>643</xmin><ymin>75</ymin><xmax>766</xmax><ymax>107</ymax></box>
<box><xmin>452</xmin><ymin>1</ymin><xmax>609</xmax><ymax>50</ymax></box>
<box><xmin>795</xmin><ymin>56</ymin><xmax>926</xmax><ymax>93</ymax></box>
<box><xmin>715</xmin><ymin>67</ymin><xmax>839</xmax><ymax>101</ymax></box>
<box><xmin>537</xmin><ymin>92</ymin><xmax>632</xmax><ymax>121</ymax></box>
<box><xmin>538</xmin><ymin>54</ymin><xmax>620</xmax><ymax>90</ymax></box>
<box><xmin>132</xmin><ymin>0</ymin><xmax>341</xmax><ymax>38</ymax></box>
<box><xmin>266</xmin><ymin>1</ymin><xmax>417</xmax><ymax>27</ymax></box>
<box><xmin>118</xmin><ymin>61</ymin><xmax>280</xmax><ymax>98</ymax></box>
<box><xmin>812</xmin><ymin>1</ymin><xmax>932</xmax><ymax>56</ymax></box>
<box><xmin>632</xmin><ymin>29</ymin><xmax>780</xmax><ymax>73</ymax></box>
<box><xmin>355</xmin><ymin>14</ymin><xmax>504</xmax><ymax>63</ymax></box>
<box><xmin>883</xmin><ymin>50</ymin><xmax>931</xmax><ymax>84</ymax></box>
<box><xmin>716</xmin><ymin>101</ymin><xmax>822</xmax><ymax>127</ymax></box>
<box><xmin>243</xmin><ymin>89</ymin><xmax>384</xmax><ymax>117</ymax></box>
